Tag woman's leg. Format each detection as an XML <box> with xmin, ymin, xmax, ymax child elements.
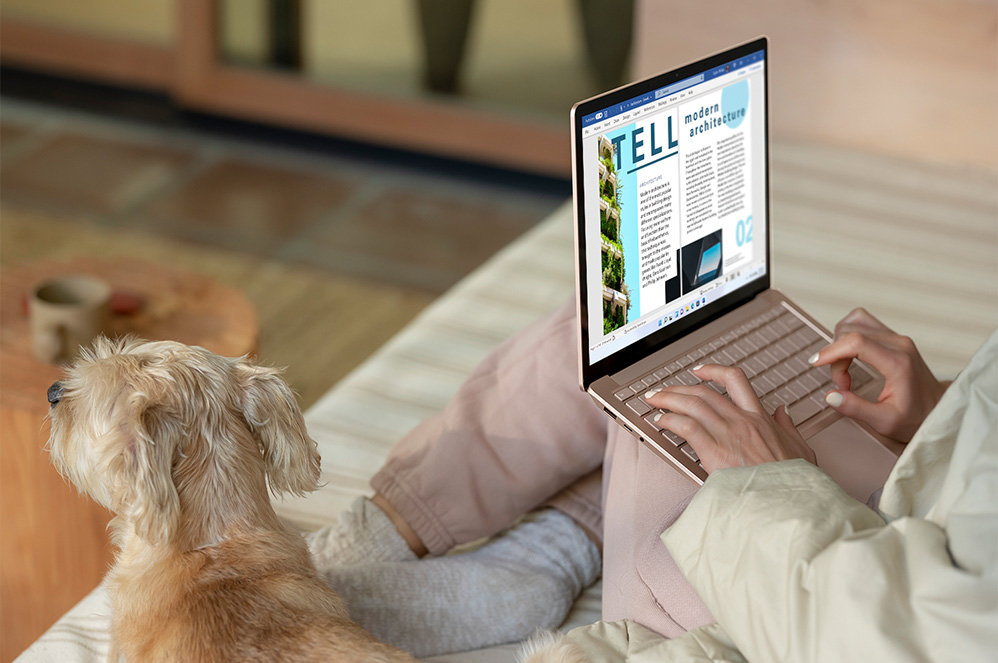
<box><xmin>307</xmin><ymin>299</ymin><xmax>607</xmax><ymax>656</ymax></box>
<box><xmin>370</xmin><ymin>298</ymin><xmax>608</xmax><ymax>555</ymax></box>
<box><xmin>601</xmin><ymin>423</ymin><xmax>715</xmax><ymax>637</ymax></box>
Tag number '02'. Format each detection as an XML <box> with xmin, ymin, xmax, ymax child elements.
<box><xmin>736</xmin><ymin>215</ymin><xmax>753</xmax><ymax>247</ymax></box>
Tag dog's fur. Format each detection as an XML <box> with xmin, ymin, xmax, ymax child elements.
<box><xmin>47</xmin><ymin>337</ymin><xmax>414</xmax><ymax>662</ymax></box>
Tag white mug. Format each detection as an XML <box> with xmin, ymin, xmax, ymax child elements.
<box><xmin>29</xmin><ymin>275</ymin><xmax>111</xmax><ymax>364</ymax></box>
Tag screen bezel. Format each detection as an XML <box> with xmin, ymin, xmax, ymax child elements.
<box><xmin>572</xmin><ymin>37</ymin><xmax>770</xmax><ymax>391</ymax></box>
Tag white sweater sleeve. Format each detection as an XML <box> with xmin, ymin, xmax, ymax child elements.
<box><xmin>661</xmin><ymin>454</ymin><xmax>998</xmax><ymax>663</ymax></box>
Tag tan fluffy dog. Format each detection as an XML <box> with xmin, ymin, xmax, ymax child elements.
<box><xmin>46</xmin><ymin>337</ymin><xmax>414</xmax><ymax>663</ymax></box>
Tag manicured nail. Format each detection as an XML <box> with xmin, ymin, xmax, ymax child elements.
<box><xmin>782</xmin><ymin>404</ymin><xmax>790</xmax><ymax>417</ymax></box>
<box><xmin>692</xmin><ymin>364</ymin><xmax>704</xmax><ymax>371</ymax></box>
<box><xmin>653</xmin><ymin>412</ymin><xmax>662</xmax><ymax>422</ymax></box>
<box><xmin>807</xmin><ymin>352</ymin><xmax>820</xmax><ymax>365</ymax></box>
<box><xmin>825</xmin><ymin>391</ymin><xmax>844</xmax><ymax>407</ymax></box>
<box><xmin>645</xmin><ymin>388</ymin><xmax>662</xmax><ymax>399</ymax></box>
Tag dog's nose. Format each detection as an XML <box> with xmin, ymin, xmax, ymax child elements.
<box><xmin>47</xmin><ymin>382</ymin><xmax>64</xmax><ymax>406</ymax></box>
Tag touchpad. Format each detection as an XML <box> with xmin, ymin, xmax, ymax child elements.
<box><xmin>807</xmin><ymin>418</ymin><xmax>898</xmax><ymax>503</ymax></box>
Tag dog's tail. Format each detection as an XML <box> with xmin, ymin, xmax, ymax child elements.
<box><xmin>518</xmin><ymin>631</ymin><xmax>588</xmax><ymax>663</ymax></box>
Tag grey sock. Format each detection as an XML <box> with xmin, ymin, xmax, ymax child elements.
<box><xmin>306</xmin><ymin>496</ymin><xmax>417</xmax><ymax>570</ymax></box>
<box><xmin>319</xmin><ymin>508</ymin><xmax>601</xmax><ymax>658</ymax></box>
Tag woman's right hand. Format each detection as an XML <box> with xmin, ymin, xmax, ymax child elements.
<box><xmin>809</xmin><ymin>308</ymin><xmax>947</xmax><ymax>444</ymax></box>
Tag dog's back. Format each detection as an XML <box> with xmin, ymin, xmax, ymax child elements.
<box><xmin>110</xmin><ymin>525</ymin><xmax>414</xmax><ymax>662</ymax></box>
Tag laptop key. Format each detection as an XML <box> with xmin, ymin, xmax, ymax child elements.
<box><xmin>757</xmin><ymin>326</ymin><xmax>780</xmax><ymax>344</ymax></box>
<box><xmin>768</xmin><ymin>342</ymin><xmax>793</xmax><ymax>362</ymax></box>
<box><xmin>771</xmin><ymin>364</ymin><xmax>796</xmax><ymax>384</ymax></box>
<box><xmin>784</xmin><ymin>314</ymin><xmax>805</xmax><ymax>331</ymax></box>
<box><xmin>726</xmin><ymin>344</ymin><xmax>748</xmax><ymax>361</ymax></box>
<box><xmin>614</xmin><ymin>388</ymin><xmax>633</xmax><ymax>401</ymax></box>
<box><xmin>653</xmin><ymin>368</ymin><xmax>670</xmax><ymax>381</ymax></box>
<box><xmin>679</xmin><ymin>444</ymin><xmax>700</xmax><ymax>462</ymax></box>
<box><xmin>644</xmin><ymin>412</ymin><xmax>665</xmax><ymax>430</ymax></box>
<box><xmin>761</xmin><ymin>394</ymin><xmax>782</xmax><ymax>414</ymax></box>
<box><xmin>776</xmin><ymin>386</ymin><xmax>797</xmax><ymax>405</ymax></box>
<box><xmin>744</xmin><ymin>355</ymin><xmax>767</xmax><ymax>375</ymax></box>
<box><xmin>789</xmin><ymin>396</ymin><xmax>823</xmax><ymax>425</ymax></box>
<box><xmin>786</xmin><ymin>355</ymin><xmax>809</xmax><ymax>377</ymax></box>
<box><xmin>787</xmin><ymin>378</ymin><xmax>811</xmax><ymax>400</ymax></box>
<box><xmin>849</xmin><ymin>364</ymin><xmax>872</xmax><ymax>388</ymax></box>
<box><xmin>663</xmin><ymin>430</ymin><xmax>685</xmax><ymax>446</ymax></box>
<box><xmin>799</xmin><ymin>371</ymin><xmax>822</xmax><ymax>392</ymax></box>
<box><xmin>675</xmin><ymin>371</ymin><xmax>698</xmax><ymax>386</ymax></box>
<box><xmin>627</xmin><ymin>397</ymin><xmax>653</xmax><ymax>416</ymax></box>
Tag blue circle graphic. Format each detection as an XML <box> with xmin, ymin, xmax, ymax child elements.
<box><xmin>721</xmin><ymin>80</ymin><xmax>749</xmax><ymax>129</ymax></box>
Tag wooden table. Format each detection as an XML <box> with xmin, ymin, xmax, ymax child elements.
<box><xmin>0</xmin><ymin>258</ymin><xmax>257</xmax><ymax>663</ymax></box>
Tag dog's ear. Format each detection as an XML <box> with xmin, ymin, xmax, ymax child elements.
<box><xmin>118</xmin><ymin>394</ymin><xmax>181</xmax><ymax>545</ymax></box>
<box><xmin>237</xmin><ymin>362</ymin><xmax>320</xmax><ymax>496</ymax></box>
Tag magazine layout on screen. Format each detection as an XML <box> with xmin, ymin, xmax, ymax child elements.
<box><xmin>583</xmin><ymin>52</ymin><xmax>768</xmax><ymax>365</ymax></box>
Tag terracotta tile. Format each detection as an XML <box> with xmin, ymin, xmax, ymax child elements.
<box><xmin>140</xmin><ymin>158</ymin><xmax>356</xmax><ymax>255</ymax></box>
<box><xmin>0</xmin><ymin>132</ymin><xmax>193</xmax><ymax>216</ymax></box>
<box><xmin>284</xmin><ymin>187</ymin><xmax>552</xmax><ymax>292</ymax></box>
<box><xmin>0</xmin><ymin>123</ymin><xmax>32</xmax><ymax>155</ymax></box>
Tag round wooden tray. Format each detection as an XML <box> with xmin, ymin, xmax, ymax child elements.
<box><xmin>1</xmin><ymin>257</ymin><xmax>258</xmax><ymax>411</ymax></box>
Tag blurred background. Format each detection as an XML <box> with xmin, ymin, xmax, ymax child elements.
<box><xmin>1</xmin><ymin>1</ymin><xmax>995</xmax><ymax>660</ymax></box>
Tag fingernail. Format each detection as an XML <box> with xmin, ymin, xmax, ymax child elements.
<box><xmin>825</xmin><ymin>391</ymin><xmax>844</xmax><ymax>407</ymax></box>
<box><xmin>807</xmin><ymin>352</ymin><xmax>820</xmax><ymax>365</ymax></box>
<box><xmin>782</xmin><ymin>404</ymin><xmax>790</xmax><ymax>417</ymax></box>
<box><xmin>645</xmin><ymin>388</ymin><xmax>662</xmax><ymax>399</ymax></box>
<box><xmin>692</xmin><ymin>364</ymin><xmax>704</xmax><ymax>371</ymax></box>
<box><xmin>653</xmin><ymin>412</ymin><xmax>662</xmax><ymax>422</ymax></box>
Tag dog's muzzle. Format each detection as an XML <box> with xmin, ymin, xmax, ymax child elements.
<box><xmin>47</xmin><ymin>381</ymin><xmax>64</xmax><ymax>406</ymax></box>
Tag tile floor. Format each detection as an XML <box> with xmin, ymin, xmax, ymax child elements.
<box><xmin>0</xmin><ymin>97</ymin><xmax>569</xmax><ymax>405</ymax></box>
<box><xmin>1</xmin><ymin>97</ymin><xmax>567</xmax><ymax>296</ymax></box>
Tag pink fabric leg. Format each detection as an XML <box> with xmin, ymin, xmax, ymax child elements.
<box><xmin>371</xmin><ymin>299</ymin><xmax>608</xmax><ymax>556</ymax></box>
<box><xmin>601</xmin><ymin>423</ymin><xmax>715</xmax><ymax>637</ymax></box>
<box><xmin>371</xmin><ymin>296</ymin><xmax>713</xmax><ymax>637</ymax></box>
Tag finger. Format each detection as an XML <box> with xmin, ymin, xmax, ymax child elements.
<box><xmin>691</xmin><ymin>364</ymin><xmax>763</xmax><ymax>413</ymax></box>
<box><xmin>835</xmin><ymin>308</ymin><xmax>893</xmax><ymax>336</ymax></box>
<box><xmin>824</xmin><ymin>389</ymin><xmax>889</xmax><ymax>432</ymax></box>
<box><xmin>828</xmin><ymin>358</ymin><xmax>852</xmax><ymax>391</ymax></box>
<box><xmin>649</xmin><ymin>389</ymin><xmax>730</xmax><ymax>439</ymax></box>
<box><xmin>809</xmin><ymin>332</ymin><xmax>897</xmax><ymax>374</ymax></box>
<box><xmin>773</xmin><ymin>404</ymin><xmax>801</xmax><ymax>438</ymax></box>
<box><xmin>657</xmin><ymin>411</ymin><xmax>717</xmax><ymax>456</ymax></box>
<box><xmin>649</xmin><ymin>383</ymin><xmax>736</xmax><ymax>415</ymax></box>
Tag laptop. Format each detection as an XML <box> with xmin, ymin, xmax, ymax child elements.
<box><xmin>570</xmin><ymin>37</ymin><xmax>900</xmax><ymax>501</ymax></box>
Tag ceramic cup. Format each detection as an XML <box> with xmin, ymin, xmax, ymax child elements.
<box><xmin>29</xmin><ymin>275</ymin><xmax>111</xmax><ymax>364</ymax></box>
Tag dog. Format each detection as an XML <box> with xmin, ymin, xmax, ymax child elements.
<box><xmin>46</xmin><ymin>336</ymin><xmax>415</xmax><ymax>662</ymax></box>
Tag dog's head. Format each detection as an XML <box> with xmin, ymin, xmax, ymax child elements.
<box><xmin>47</xmin><ymin>337</ymin><xmax>320</xmax><ymax>546</ymax></box>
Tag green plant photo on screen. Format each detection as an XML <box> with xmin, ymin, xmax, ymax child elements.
<box><xmin>598</xmin><ymin>135</ymin><xmax>629</xmax><ymax>335</ymax></box>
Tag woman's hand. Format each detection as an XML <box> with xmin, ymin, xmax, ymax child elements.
<box><xmin>810</xmin><ymin>308</ymin><xmax>946</xmax><ymax>444</ymax></box>
<box><xmin>645</xmin><ymin>364</ymin><xmax>815</xmax><ymax>474</ymax></box>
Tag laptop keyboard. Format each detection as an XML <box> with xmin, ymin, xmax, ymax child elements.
<box><xmin>613</xmin><ymin>306</ymin><xmax>871</xmax><ymax>467</ymax></box>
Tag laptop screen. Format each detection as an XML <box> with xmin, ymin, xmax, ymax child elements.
<box><xmin>573</xmin><ymin>39</ymin><xmax>770</xmax><ymax>381</ymax></box>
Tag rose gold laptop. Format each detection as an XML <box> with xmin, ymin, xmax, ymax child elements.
<box><xmin>570</xmin><ymin>38</ymin><xmax>900</xmax><ymax>501</ymax></box>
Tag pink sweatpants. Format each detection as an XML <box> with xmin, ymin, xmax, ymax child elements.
<box><xmin>371</xmin><ymin>299</ymin><xmax>715</xmax><ymax>637</ymax></box>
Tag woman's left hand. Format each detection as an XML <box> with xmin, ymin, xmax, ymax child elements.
<box><xmin>645</xmin><ymin>364</ymin><xmax>816</xmax><ymax>473</ymax></box>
